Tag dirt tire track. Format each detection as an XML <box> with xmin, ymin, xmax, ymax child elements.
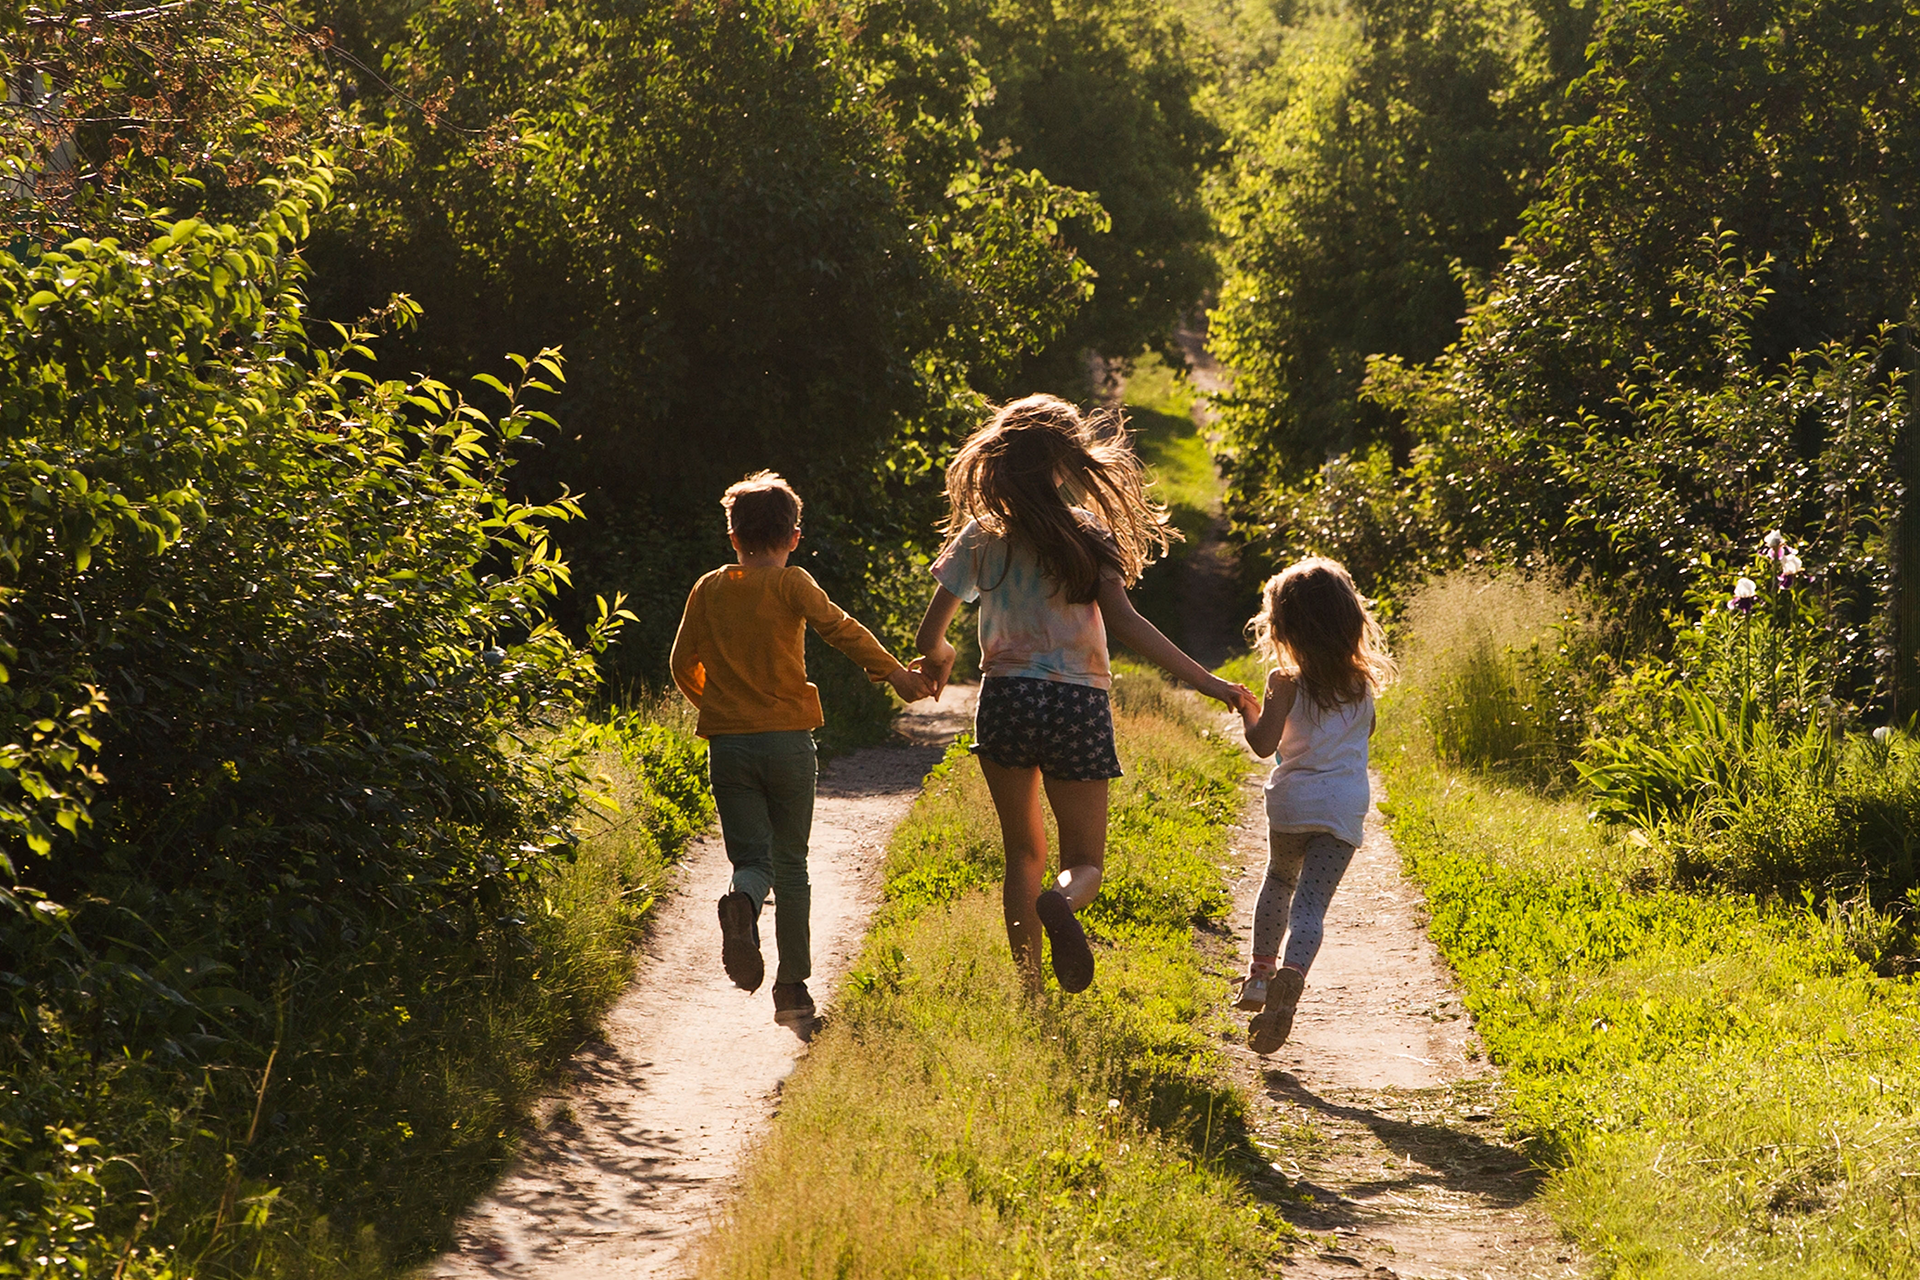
<box><xmin>428</xmin><ymin>689</ymin><xmax>976</xmax><ymax>1279</ymax></box>
<box><xmin>1220</xmin><ymin>761</ymin><xmax>1584</xmax><ymax>1279</ymax></box>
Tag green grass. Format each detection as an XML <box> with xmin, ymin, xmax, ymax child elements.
<box><xmin>1123</xmin><ymin>351</ymin><xmax>1241</xmax><ymax>656</ymax></box>
<box><xmin>1380</xmin><ymin>700</ymin><xmax>1920</xmax><ymax>1278</ymax></box>
<box><xmin>692</xmin><ymin>664</ymin><xmax>1299</xmax><ymax>1278</ymax></box>
<box><xmin>1125</xmin><ymin>351</ymin><xmax>1221</xmax><ymax>542</ymax></box>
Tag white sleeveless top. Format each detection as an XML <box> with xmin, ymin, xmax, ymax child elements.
<box><xmin>1262</xmin><ymin>688</ymin><xmax>1373</xmax><ymax>847</ymax></box>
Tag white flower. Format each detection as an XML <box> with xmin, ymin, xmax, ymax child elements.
<box><xmin>1733</xmin><ymin>577</ymin><xmax>1758</xmax><ymax>598</ymax></box>
<box><xmin>1763</xmin><ymin>530</ymin><xmax>1786</xmax><ymax>550</ymax></box>
<box><xmin>1780</xmin><ymin>553</ymin><xmax>1803</xmax><ymax>575</ymax></box>
<box><xmin>1875</xmin><ymin>726</ymin><xmax>1893</xmax><ymax>744</ymax></box>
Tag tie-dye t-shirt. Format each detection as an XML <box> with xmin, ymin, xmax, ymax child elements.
<box><xmin>931</xmin><ymin>516</ymin><xmax>1115</xmax><ymax>689</ymax></box>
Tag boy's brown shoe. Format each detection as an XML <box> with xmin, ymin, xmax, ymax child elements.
<box><xmin>772</xmin><ymin>981</ymin><xmax>816</xmax><ymax>1027</ymax></box>
<box><xmin>718</xmin><ymin>891</ymin><xmax>764</xmax><ymax>992</ymax></box>
<box><xmin>1248</xmin><ymin>967</ymin><xmax>1305</xmax><ymax>1055</ymax></box>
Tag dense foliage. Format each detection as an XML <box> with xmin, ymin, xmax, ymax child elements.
<box><xmin>955</xmin><ymin>0</ymin><xmax>1223</xmax><ymax>383</ymax></box>
<box><xmin>1221</xmin><ymin>0</ymin><xmax>1919</xmax><ymax>706</ymax></box>
<box><xmin>0</xmin><ymin>0</ymin><xmax>348</xmax><ymax>237</ymax></box>
<box><xmin>0</xmin><ymin>161</ymin><xmax>649</xmax><ymax>1272</ymax></box>
<box><xmin>305</xmin><ymin>0</ymin><xmax>1210</xmax><ymax>690</ymax></box>
<box><xmin>1208</xmin><ymin>0</ymin><xmax>1594</xmax><ymax>486</ymax></box>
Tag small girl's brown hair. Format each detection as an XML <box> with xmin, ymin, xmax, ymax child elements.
<box><xmin>942</xmin><ymin>394</ymin><xmax>1174</xmax><ymax>603</ymax></box>
<box><xmin>1250</xmin><ymin>557</ymin><xmax>1396</xmax><ymax>713</ymax></box>
<box><xmin>722</xmin><ymin>470</ymin><xmax>803</xmax><ymax>553</ymax></box>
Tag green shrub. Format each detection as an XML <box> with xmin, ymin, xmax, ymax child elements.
<box><xmin>0</xmin><ymin>159</ymin><xmax>660</xmax><ymax>1273</ymax></box>
<box><xmin>1579</xmin><ymin>540</ymin><xmax>1920</xmax><ymax>896</ymax></box>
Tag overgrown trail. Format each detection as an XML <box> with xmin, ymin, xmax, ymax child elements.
<box><xmin>429</xmin><ymin>690</ymin><xmax>976</xmax><ymax>1279</ymax></box>
<box><xmin>1164</xmin><ymin>324</ymin><xmax>1244</xmax><ymax>670</ymax></box>
<box><xmin>1222</xmin><ymin>766</ymin><xmax>1583</xmax><ymax>1279</ymax></box>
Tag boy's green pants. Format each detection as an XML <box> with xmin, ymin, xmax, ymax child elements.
<box><xmin>707</xmin><ymin>729</ymin><xmax>817</xmax><ymax>986</ymax></box>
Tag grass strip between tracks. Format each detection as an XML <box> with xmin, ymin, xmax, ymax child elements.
<box><xmin>694</xmin><ymin>664</ymin><xmax>1300</xmax><ymax>1278</ymax></box>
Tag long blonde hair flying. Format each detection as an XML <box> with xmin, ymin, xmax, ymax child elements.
<box><xmin>942</xmin><ymin>394</ymin><xmax>1175</xmax><ymax>603</ymax></box>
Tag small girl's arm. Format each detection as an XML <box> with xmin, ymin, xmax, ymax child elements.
<box><xmin>1096</xmin><ymin>576</ymin><xmax>1254</xmax><ymax>712</ymax></box>
<box><xmin>1243</xmin><ymin>670</ymin><xmax>1295</xmax><ymax>759</ymax></box>
<box><xmin>914</xmin><ymin>586</ymin><xmax>964</xmax><ymax>699</ymax></box>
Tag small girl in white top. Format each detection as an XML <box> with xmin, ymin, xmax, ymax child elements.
<box><xmin>1235</xmin><ymin>557</ymin><xmax>1396</xmax><ymax>1054</ymax></box>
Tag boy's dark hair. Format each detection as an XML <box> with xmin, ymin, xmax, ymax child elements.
<box><xmin>722</xmin><ymin>470</ymin><xmax>803</xmax><ymax>553</ymax></box>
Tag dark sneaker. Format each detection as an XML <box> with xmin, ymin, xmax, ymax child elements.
<box><xmin>772</xmin><ymin>981</ymin><xmax>816</xmax><ymax>1027</ymax></box>
<box><xmin>1248</xmin><ymin>967</ymin><xmax>1305</xmax><ymax>1055</ymax></box>
<box><xmin>718</xmin><ymin>891</ymin><xmax>764</xmax><ymax>992</ymax></box>
<box><xmin>1036</xmin><ymin>888</ymin><xmax>1095</xmax><ymax>993</ymax></box>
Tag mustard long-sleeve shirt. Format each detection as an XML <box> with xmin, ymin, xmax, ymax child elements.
<box><xmin>669</xmin><ymin>564</ymin><xmax>906</xmax><ymax>737</ymax></box>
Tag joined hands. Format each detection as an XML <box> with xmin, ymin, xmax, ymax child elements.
<box><xmin>887</xmin><ymin>664</ymin><xmax>936</xmax><ymax>703</ymax></box>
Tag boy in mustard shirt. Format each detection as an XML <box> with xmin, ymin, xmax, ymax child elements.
<box><xmin>671</xmin><ymin>471</ymin><xmax>931</xmax><ymax>1026</ymax></box>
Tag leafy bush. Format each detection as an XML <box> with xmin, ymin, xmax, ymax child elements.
<box><xmin>0</xmin><ymin>159</ymin><xmax>647</xmax><ymax>1270</ymax></box>
<box><xmin>0</xmin><ymin>0</ymin><xmax>349</xmax><ymax>240</ymax></box>
<box><xmin>1580</xmin><ymin>540</ymin><xmax>1920</xmax><ymax>896</ymax></box>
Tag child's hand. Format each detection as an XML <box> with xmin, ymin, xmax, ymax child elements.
<box><xmin>1204</xmin><ymin>675</ymin><xmax>1257</xmax><ymax>716</ymax></box>
<box><xmin>888</xmin><ymin>665</ymin><xmax>934</xmax><ymax>703</ymax></box>
<box><xmin>1239</xmin><ymin>695</ymin><xmax>1264</xmax><ymax>735</ymax></box>
<box><xmin>917</xmin><ymin>641</ymin><xmax>957</xmax><ymax>700</ymax></box>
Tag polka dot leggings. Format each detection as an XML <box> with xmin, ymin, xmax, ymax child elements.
<box><xmin>1249</xmin><ymin>829</ymin><xmax>1355</xmax><ymax>975</ymax></box>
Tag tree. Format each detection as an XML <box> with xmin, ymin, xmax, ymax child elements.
<box><xmin>306</xmin><ymin>0</ymin><xmax>1101</xmax><ymax>683</ymax></box>
<box><xmin>0</xmin><ymin>0</ymin><xmax>348</xmax><ymax>239</ymax></box>
<box><xmin>958</xmin><ymin>0</ymin><xmax>1223</xmax><ymax>382</ymax></box>
<box><xmin>1206</xmin><ymin>0</ymin><xmax>1593</xmax><ymax>496</ymax></box>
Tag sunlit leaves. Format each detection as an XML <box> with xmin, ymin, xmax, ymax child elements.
<box><xmin>0</xmin><ymin>157</ymin><xmax>611</xmax><ymax>938</ymax></box>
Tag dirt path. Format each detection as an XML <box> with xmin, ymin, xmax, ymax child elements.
<box><xmin>1220</xmin><ymin>765</ymin><xmax>1583</xmax><ymax>1279</ymax></box>
<box><xmin>428</xmin><ymin>689</ymin><xmax>975</xmax><ymax>1280</ymax></box>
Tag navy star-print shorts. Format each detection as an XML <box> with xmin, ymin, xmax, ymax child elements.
<box><xmin>971</xmin><ymin>676</ymin><xmax>1123</xmax><ymax>782</ymax></box>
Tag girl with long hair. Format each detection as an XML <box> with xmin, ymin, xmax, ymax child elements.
<box><xmin>914</xmin><ymin>394</ymin><xmax>1256</xmax><ymax>994</ymax></box>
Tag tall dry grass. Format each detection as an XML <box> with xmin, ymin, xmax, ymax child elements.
<box><xmin>1395</xmin><ymin>568</ymin><xmax>1594</xmax><ymax>785</ymax></box>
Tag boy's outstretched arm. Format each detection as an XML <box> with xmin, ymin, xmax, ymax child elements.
<box><xmin>786</xmin><ymin>570</ymin><xmax>928</xmax><ymax>700</ymax></box>
<box><xmin>914</xmin><ymin>586</ymin><xmax>964</xmax><ymax>699</ymax></box>
<box><xmin>1096</xmin><ymin>576</ymin><xmax>1255</xmax><ymax>713</ymax></box>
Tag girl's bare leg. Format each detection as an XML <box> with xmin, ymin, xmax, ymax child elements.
<box><xmin>980</xmin><ymin>758</ymin><xmax>1049</xmax><ymax>991</ymax></box>
<box><xmin>1040</xmin><ymin>775</ymin><xmax>1109</xmax><ymax>907</ymax></box>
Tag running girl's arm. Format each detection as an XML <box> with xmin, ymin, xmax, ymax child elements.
<box><xmin>914</xmin><ymin>585</ymin><xmax>965</xmax><ymax>699</ymax></box>
<box><xmin>1243</xmin><ymin>669</ymin><xmax>1295</xmax><ymax>759</ymax></box>
<box><xmin>1095</xmin><ymin>576</ymin><xmax>1256</xmax><ymax>713</ymax></box>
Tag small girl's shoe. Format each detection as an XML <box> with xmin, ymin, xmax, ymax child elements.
<box><xmin>1233</xmin><ymin>971</ymin><xmax>1271</xmax><ymax>1012</ymax></box>
<box><xmin>1248</xmin><ymin>967</ymin><xmax>1306</xmax><ymax>1055</ymax></box>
